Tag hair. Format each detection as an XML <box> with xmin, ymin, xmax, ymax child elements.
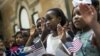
<box><xmin>36</xmin><ymin>17</ymin><xmax>45</xmax><ymax>28</ymax></box>
<box><xmin>36</xmin><ymin>17</ymin><xmax>41</xmax><ymax>24</ymax></box>
<box><xmin>46</xmin><ymin>8</ymin><xmax>68</xmax><ymax>26</ymax></box>
<box><xmin>91</xmin><ymin>0</ymin><xmax>100</xmax><ymax>22</ymax></box>
<box><xmin>91</xmin><ymin>0</ymin><xmax>99</xmax><ymax>8</ymax></box>
<box><xmin>14</xmin><ymin>31</ymin><xmax>22</xmax><ymax>37</ymax></box>
<box><xmin>36</xmin><ymin>17</ymin><xmax>45</xmax><ymax>24</ymax></box>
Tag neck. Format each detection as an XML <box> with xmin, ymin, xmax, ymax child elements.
<box><xmin>79</xmin><ymin>27</ymin><xmax>90</xmax><ymax>33</ymax></box>
<box><xmin>52</xmin><ymin>30</ymin><xmax>58</xmax><ymax>37</ymax></box>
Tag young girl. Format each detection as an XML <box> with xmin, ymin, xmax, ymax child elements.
<box><xmin>69</xmin><ymin>0</ymin><xmax>100</xmax><ymax>56</ymax></box>
<box><xmin>13</xmin><ymin>31</ymin><xmax>32</xmax><ymax>56</ymax></box>
<box><xmin>45</xmin><ymin>8</ymin><xmax>68</xmax><ymax>55</ymax></box>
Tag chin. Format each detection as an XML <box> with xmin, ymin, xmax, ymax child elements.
<box><xmin>75</xmin><ymin>25</ymin><xmax>82</xmax><ymax>29</ymax></box>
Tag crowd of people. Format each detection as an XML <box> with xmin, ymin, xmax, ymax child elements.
<box><xmin>0</xmin><ymin>0</ymin><xmax>100</xmax><ymax>56</ymax></box>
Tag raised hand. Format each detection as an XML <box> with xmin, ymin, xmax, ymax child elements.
<box><xmin>57</xmin><ymin>24</ymin><xmax>65</xmax><ymax>37</ymax></box>
<box><xmin>26</xmin><ymin>25</ymin><xmax>36</xmax><ymax>46</ymax></box>
<box><xmin>41</xmin><ymin>17</ymin><xmax>46</xmax><ymax>32</ymax></box>
<box><xmin>79</xmin><ymin>4</ymin><xmax>98</xmax><ymax>26</ymax></box>
<box><xmin>30</xmin><ymin>25</ymin><xmax>36</xmax><ymax>36</ymax></box>
<box><xmin>57</xmin><ymin>24</ymin><xmax>68</xmax><ymax>41</ymax></box>
<box><xmin>79</xmin><ymin>4</ymin><xmax>100</xmax><ymax>47</ymax></box>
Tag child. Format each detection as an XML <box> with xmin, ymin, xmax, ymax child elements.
<box><xmin>66</xmin><ymin>0</ymin><xmax>100</xmax><ymax>56</ymax></box>
<box><xmin>0</xmin><ymin>40</ymin><xmax>6</xmax><ymax>56</ymax></box>
<box><xmin>45</xmin><ymin>8</ymin><xmax>68</xmax><ymax>55</ymax></box>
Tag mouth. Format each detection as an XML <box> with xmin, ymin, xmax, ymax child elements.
<box><xmin>74</xmin><ymin>21</ymin><xmax>81</xmax><ymax>25</ymax></box>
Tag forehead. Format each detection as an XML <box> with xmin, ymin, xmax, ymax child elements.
<box><xmin>47</xmin><ymin>10</ymin><xmax>53</xmax><ymax>14</ymax></box>
<box><xmin>45</xmin><ymin>11</ymin><xmax>57</xmax><ymax>20</ymax></box>
<box><xmin>46</xmin><ymin>10</ymin><xmax>56</xmax><ymax>16</ymax></box>
<box><xmin>73</xmin><ymin>6</ymin><xmax>80</xmax><ymax>13</ymax></box>
<box><xmin>37</xmin><ymin>19</ymin><xmax>41</xmax><ymax>25</ymax></box>
<box><xmin>38</xmin><ymin>19</ymin><xmax>41</xmax><ymax>22</ymax></box>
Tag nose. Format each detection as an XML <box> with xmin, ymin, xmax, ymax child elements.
<box><xmin>74</xmin><ymin>14</ymin><xmax>80</xmax><ymax>21</ymax></box>
<box><xmin>75</xmin><ymin>15</ymin><xmax>79</xmax><ymax>20</ymax></box>
<box><xmin>46</xmin><ymin>20</ymin><xmax>50</xmax><ymax>26</ymax></box>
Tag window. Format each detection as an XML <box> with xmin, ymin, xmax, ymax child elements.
<box><xmin>20</xmin><ymin>8</ymin><xmax>30</xmax><ymax>29</ymax></box>
<box><xmin>13</xmin><ymin>24</ymin><xmax>20</xmax><ymax>33</ymax></box>
<box><xmin>32</xmin><ymin>12</ymin><xmax>39</xmax><ymax>25</ymax></box>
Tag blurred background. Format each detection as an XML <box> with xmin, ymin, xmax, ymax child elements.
<box><xmin>0</xmin><ymin>0</ymin><xmax>99</xmax><ymax>41</ymax></box>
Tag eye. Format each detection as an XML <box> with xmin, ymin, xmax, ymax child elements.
<box><xmin>46</xmin><ymin>15</ymin><xmax>52</xmax><ymax>21</ymax></box>
<box><xmin>37</xmin><ymin>23</ymin><xmax>41</xmax><ymax>28</ymax></box>
<box><xmin>73</xmin><ymin>8</ymin><xmax>81</xmax><ymax>17</ymax></box>
<box><xmin>76</xmin><ymin>11</ymin><xmax>81</xmax><ymax>15</ymax></box>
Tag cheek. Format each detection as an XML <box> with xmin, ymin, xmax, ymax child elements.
<box><xmin>81</xmin><ymin>21</ymin><xmax>87</xmax><ymax>27</ymax></box>
<box><xmin>79</xmin><ymin>17</ymin><xmax>86</xmax><ymax>25</ymax></box>
<box><xmin>51</xmin><ymin>22</ymin><xmax>58</xmax><ymax>28</ymax></box>
<box><xmin>72</xmin><ymin>18</ymin><xmax>75</xmax><ymax>25</ymax></box>
<box><xmin>16</xmin><ymin>38</ymin><xmax>20</xmax><ymax>42</ymax></box>
<box><xmin>49</xmin><ymin>20</ymin><xmax>54</xmax><ymax>26</ymax></box>
<box><xmin>20</xmin><ymin>39</ymin><xmax>24</xmax><ymax>42</ymax></box>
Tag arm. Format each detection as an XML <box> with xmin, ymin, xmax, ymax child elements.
<box><xmin>41</xmin><ymin>29</ymin><xmax>49</xmax><ymax>42</ymax></box>
<box><xmin>25</xmin><ymin>30</ymin><xmax>38</xmax><ymax>46</ymax></box>
<box><xmin>25</xmin><ymin>36</ymin><xmax>33</xmax><ymax>46</ymax></box>
<box><xmin>79</xmin><ymin>4</ymin><xmax>100</xmax><ymax>47</ymax></box>
<box><xmin>92</xmin><ymin>23</ymin><xmax>100</xmax><ymax>47</ymax></box>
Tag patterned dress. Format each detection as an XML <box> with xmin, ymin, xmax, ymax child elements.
<box><xmin>74</xmin><ymin>30</ymin><xmax>100</xmax><ymax>56</ymax></box>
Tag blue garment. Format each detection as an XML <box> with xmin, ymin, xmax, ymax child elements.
<box><xmin>6</xmin><ymin>48</ymin><xmax>17</xmax><ymax>56</ymax></box>
<box><xmin>6</xmin><ymin>45</ymin><xmax>30</xmax><ymax>56</ymax></box>
<box><xmin>15</xmin><ymin>45</ymin><xmax>27</xmax><ymax>56</ymax></box>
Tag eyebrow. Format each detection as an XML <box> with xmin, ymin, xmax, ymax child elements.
<box><xmin>45</xmin><ymin>15</ymin><xmax>52</xmax><ymax>20</ymax></box>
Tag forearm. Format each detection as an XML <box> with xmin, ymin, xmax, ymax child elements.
<box><xmin>25</xmin><ymin>34</ymin><xmax>36</xmax><ymax>46</ymax></box>
<box><xmin>25</xmin><ymin>36</ymin><xmax>33</xmax><ymax>46</ymax></box>
<box><xmin>91</xmin><ymin>22</ymin><xmax>100</xmax><ymax>38</ymax></box>
<box><xmin>90</xmin><ymin>22</ymin><xmax>100</xmax><ymax>47</ymax></box>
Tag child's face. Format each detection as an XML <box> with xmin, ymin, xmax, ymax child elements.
<box><xmin>16</xmin><ymin>34</ymin><xmax>24</xmax><ymax>45</ymax></box>
<box><xmin>0</xmin><ymin>41</ymin><xmax>5</xmax><ymax>54</ymax></box>
<box><xmin>72</xmin><ymin>6</ymin><xmax>87</xmax><ymax>29</ymax></box>
<box><xmin>46</xmin><ymin>11</ymin><xmax>60</xmax><ymax>31</ymax></box>
<box><xmin>37</xmin><ymin>19</ymin><xmax>42</xmax><ymax>34</ymax></box>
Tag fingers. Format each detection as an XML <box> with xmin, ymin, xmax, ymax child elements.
<box><xmin>90</xmin><ymin>5</ymin><xmax>97</xmax><ymax>15</ymax></box>
<box><xmin>57</xmin><ymin>24</ymin><xmax>62</xmax><ymax>35</ymax></box>
<box><xmin>57</xmin><ymin>24</ymin><xmax>66</xmax><ymax>38</ymax></box>
<box><xmin>79</xmin><ymin>4</ymin><xmax>89</xmax><ymax>12</ymax></box>
<box><xmin>79</xmin><ymin>4</ymin><xmax>96</xmax><ymax>16</ymax></box>
<box><xmin>30</xmin><ymin>27</ymin><xmax>36</xmax><ymax>36</ymax></box>
<box><xmin>57</xmin><ymin>24</ymin><xmax>64</xmax><ymax>32</ymax></box>
<box><xmin>79</xmin><ymin>4</ymin><xmax>90</xmax><ymax>15</ymax></box>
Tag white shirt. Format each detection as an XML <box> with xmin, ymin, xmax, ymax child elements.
<box><xmin>46</xmin><ymin>34</ymin><xmax>61</xmax><ymax>55</ymax></box>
